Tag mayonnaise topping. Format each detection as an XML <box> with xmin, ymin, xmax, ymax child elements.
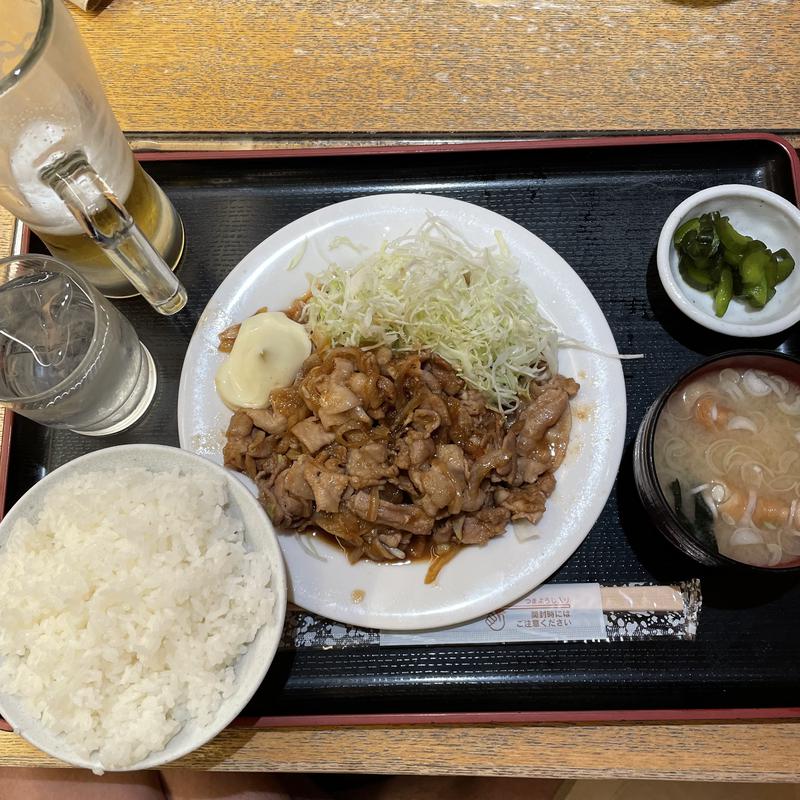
<box><xmin>215</xmin><ymin>312</ymin><xmax>311</xmax><ymax>409</ymax></box>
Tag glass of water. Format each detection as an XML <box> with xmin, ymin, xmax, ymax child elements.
<box><xmin>0</xmin><ymin>254</ymin><xmax>156</xmax><ymax>435</ymax></box>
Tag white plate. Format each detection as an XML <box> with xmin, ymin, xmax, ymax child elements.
<box><xmin>178</xmin><ymin>193</ymin><xmax>625</xmax><ymax>630</ymax></box>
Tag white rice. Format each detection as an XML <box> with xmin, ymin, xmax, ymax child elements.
<box><xmin>0</xmin><ymin>467</ymin><xmax>273</xmax><ymax>770</ymax></box>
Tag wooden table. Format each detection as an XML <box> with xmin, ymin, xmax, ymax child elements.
<box><xmin>2</xmin><ymin>0</ymin><xmax>800</xmax><ymax>781</ymax></box>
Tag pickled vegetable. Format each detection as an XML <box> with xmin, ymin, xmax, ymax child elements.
<box><xmin>714</xmin><ymin>267</ymin><xmax>733</xmax><ymax>317</ymax></box>
<box><xmin>773</xmin><ymin>249</ymin><xmax>795</xmax><ymax>282</ymax></box>
<box><xmin>673</xmin><ymin>211</ymin><xmax>795</xmax><ymax>317</ymax></box>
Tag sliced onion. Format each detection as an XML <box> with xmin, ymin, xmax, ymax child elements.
<box><xmin>762</xmin><ymin>374</ymin><xmax>788</xmax><ymax>399</ymax></box>
<box><xmin>766</xmin><ymin>543</ymin><xmax>783</xmax><ymax>566</ymax></box>
<box><xmin>682</xmin><ymin>384</ymin><xmax>709</xmax><ymax>408</ymax></box>
<box><xmin>726</xmin><ymin>416</ymin><xmax>758</xmax><ymax>433</ymax></box>
<box><xmin>297</xmin><ymin>532</ymin><xmax>327</xmax><ymax>562</ymax></box>
<box><xmin>740</xmin><ymin>462</ymin><xmax>764</xmax><ymax>489</ymax></box>
<box><xmin>700</xmin><ymin>489</ymin><xmax>718</xmax><ymax>520</ymax></box>
<box><xmin>664</xmin><ymin>438</ymin><xmax>690</xmax><ymax>463</ymax></box>
<box><xmin>730</xmin><ymin>527</ymin><xmax>763</xmax><ymax>546</ymax></box>
<box><xmin>719</xmin><ymin>383</ymin><xmax>745</xmax><ymax>402</ymax></box>
<box><xmin>665</xmin><ymin>392</ymin><xmax>694</xmax><ymax>421</ymax></box>
<box><xmin>766</xmin><ymin>476</ymin><xmax>798</xmax><ymax>493</ymax></box>
<box><xmin>689</xmin><ymin>483</ymin><xmax>711</xmax><ymax>495</ymax></box>
<box><xmin>710</xmin><ymin>403</ymin><xmax>718</xmax><ymax>422</ymax></box>
<box><xmin>719</xmin><ymin>368</ymin><xmax>742</xmax><ymax>385</ymax></box>
<box><xmin>750</xmin><ymin>410</ymin><xmax>767</xmax><ymax>429</ymax></box>
<box><xmin>744</xmin><ymin>490</ymin><xmax>757</xmax><ymax>521</ymax></box>
<box><xmin>719</xmin><ymin>380</ymin><xmax>745</xmax><ymax>402</ymax></box>
<box><xmin>778</xmin><ymin>396</ymin><xmax>800</xmax><ymax>416</ymax></box>
<box><xmin>780</xmin><ymin>528</ymin><xmax>800</xmax><ymax>556</ymax></box>
<box><xmin>743</xmin><ymin>370</ymin><xmax>772</xmax><ymax>396</ymax></box>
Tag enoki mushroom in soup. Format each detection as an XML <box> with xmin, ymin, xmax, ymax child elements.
<box><xmin>654</xmin><ymin>366</ymin><xmax>800</xmax><ymax>567</ymax></box>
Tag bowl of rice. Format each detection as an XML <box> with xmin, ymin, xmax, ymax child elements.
<box><xmin>0</xmin><ymin>444</ymin><xmax>286</xmax><ymax>773</ymax></box>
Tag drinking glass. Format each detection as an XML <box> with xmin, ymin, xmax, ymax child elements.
<box><xmin>0</xmin><ymin>255</ymin><xmax>157</xmax><ymax>435</ymax></box>
<box><xmin>0</xmin><ymin>0</ymin><xmax>187</xmax><ymax>314</ymax></box>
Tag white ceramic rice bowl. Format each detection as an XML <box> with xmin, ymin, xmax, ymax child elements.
<box><xmin>0</xmin><ymin>444</ymin><xmax>287</xmax><ymax>772</ymax></box>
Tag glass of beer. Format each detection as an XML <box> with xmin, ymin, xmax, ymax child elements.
<box><xmin>0</xmin><ymin>0</ymin><xmax>187</xmax><ymax>315</ymax></box>
<box><xmin>0</xmin><ymin>255</ymin><xmax>157</xmax><ymax>435</ymax></box>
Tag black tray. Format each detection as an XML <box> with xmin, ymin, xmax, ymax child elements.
<box><xmin>6</xmin><ymin>134</ymin><xmax>800</xmax><ymax>720</ymax></box>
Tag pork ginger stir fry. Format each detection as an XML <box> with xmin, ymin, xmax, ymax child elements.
<box><xmin>224</xmin><ymin>345</ymin><xmax>578</xmax><ymax>579</ymax></box>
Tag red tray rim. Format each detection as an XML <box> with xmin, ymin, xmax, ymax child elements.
<box><xmin>230</xmin><ymin>707</ymin><xmax>800</xmax><ymax>726</ymax></box>
<box><xmin>133</xmin><ymin>131</ymin><xmax>800</xmax><ymax>205</ymax></box>
<box><xmin>6</xmin><ymin>133</ymin><xmax>795</xmax><ymax>213</ymax></box>
<box><xmin>2</xmin><ymin>707</ymin><xmax>800</xmax><ymax>734</ymax></box>
<box><xmin>1</xmin><ymin>131</ymin><xmax>799</xmax><ymax>730</ymax></box>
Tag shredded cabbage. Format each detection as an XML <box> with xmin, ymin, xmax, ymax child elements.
<box><xmin>302</xmin><ymin>214</ymin><xmax>558</xmax><ymax>413</ymax></box>
<box><xmin>328</xmin><ymin>236</ymin><xmax>366</xmax><ymax>253</ymax></box>
<box><xmin>285</xmin><ymin>238</ymin><xmax>308</xmax><ymax>271</ymax></box>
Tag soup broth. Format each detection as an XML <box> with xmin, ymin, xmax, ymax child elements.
<box><xmin>654</xmin><ymin>366</ymin><xmax>800</xmax><ymax>567</ymax></box>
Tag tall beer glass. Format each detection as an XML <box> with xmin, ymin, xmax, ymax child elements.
<box><xmin>0</xmin><ymin>0</ymin><xmax>187</xmax><ymax>315</ymax></box>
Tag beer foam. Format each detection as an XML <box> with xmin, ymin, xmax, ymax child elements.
<box><xmin>10</xmin><ymin>118</ymin><xmax>134</xmax><ymax>237</ymax></box>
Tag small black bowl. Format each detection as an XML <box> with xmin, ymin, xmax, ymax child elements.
<box><xmin>633</xmin><ymin>349</ymin><xmax>800</xmax><ymax>573</ymax></box>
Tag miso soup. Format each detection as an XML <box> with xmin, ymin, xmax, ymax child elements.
<box><xmin>654</xmin><ymin>366</ymin><xmax>800</xmax><ymax>567</ymax></box>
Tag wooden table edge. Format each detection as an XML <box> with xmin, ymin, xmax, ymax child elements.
<box><xmin>0</xmin><ymin>720</ymin><xmax>799</xmax><ymax>780</ymax></box>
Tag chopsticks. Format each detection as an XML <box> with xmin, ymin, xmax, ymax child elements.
<box><xmin>67</xmin><ymin>0</ymin><xmax>103</xmax><ymax>11</ymax></box>
<box><xmin>600</xmin><ymin>585</ymin><xmax>685</xmax><ymax>613</ymax></box>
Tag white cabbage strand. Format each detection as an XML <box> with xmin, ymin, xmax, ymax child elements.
<box><xmin>302</xmin><ymin>214</ymin><xmax>559</xmax><ymax>413</ymax></box>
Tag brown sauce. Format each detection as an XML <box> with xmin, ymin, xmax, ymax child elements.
<box><xmin>304</xmin><ymin>528</ymin><xmax>455</xmax><ymax>583</ymax></box>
